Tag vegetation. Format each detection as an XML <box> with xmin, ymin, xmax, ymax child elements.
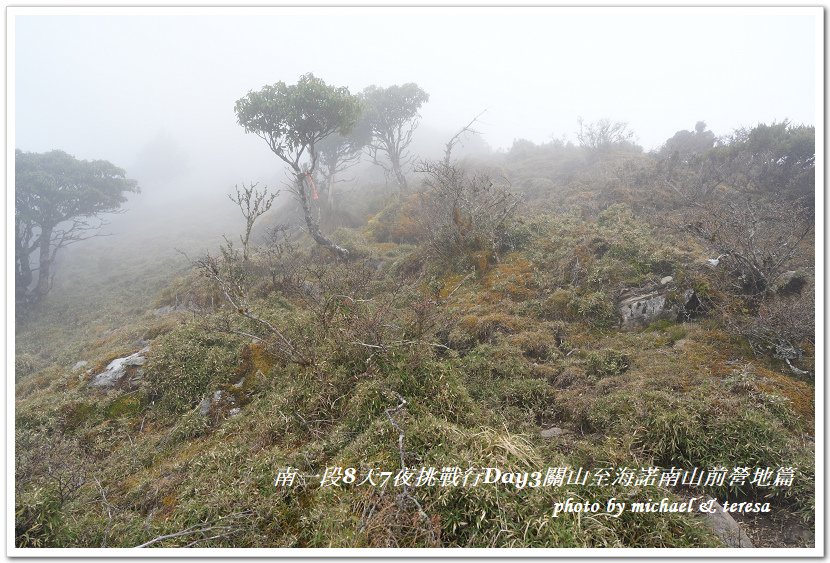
<box><xmin>235</xmin><ymin>73</ymin><xmax>362</xmax><ymax>259</ymax></box>
<box><xmin>15</xmin><ymin>78</ymin><xmax>815</xmax><ymax>549</ymax></box>
<box><xmin>15</xmin><ymin>149</ymin><xmax>138</xmax><ymax>313</ymax></box>
<box><xmin>361</xmin><ymin>83</ymin><xmax>430</xmax><ymax>193</ymax></box>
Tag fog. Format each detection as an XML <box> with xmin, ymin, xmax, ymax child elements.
<box><xmin>12</xmin><ymin>7</ymin><xmax>818</xmax><ymax>242</ymax></box>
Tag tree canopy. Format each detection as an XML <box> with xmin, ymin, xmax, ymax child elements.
<box><xmin>717</xmin><ymin>120</ymin><xmax>814</xmax><ymax>201</ymax></box>
<box><xmin>235</xmin><ymin>73</ymin><xmax>362</xmax><ymax>170</ymax></box>
<box><xmin>15</xmin><ymin>149</ymin><xmax>138</xmax><ymax>310</ymax></box>
<box><xmin>361</xmin><ymin>83</ymin><xmax>429</xmax><ymax>192</ymax></box>
<box><xmin>659</xmin><ymin>121</ymin><xmax>716</xmax><ymax>162</ymax></box>
<box><xmin>234</xmin><ymin>73</ymin><xmax>362</xmax><ymax>259</ymax></box>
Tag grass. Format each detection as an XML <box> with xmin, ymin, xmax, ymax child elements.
<box><xmin>14</xmin><ymin>196</ymin><xmax>815</xmax><ymax>548</ymax></box>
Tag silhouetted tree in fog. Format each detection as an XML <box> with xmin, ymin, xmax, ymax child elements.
<box><xmin>15</xmin><ymin>149</ymin><xmax>138</xmax><ymax>313</ymax></box>
<box><xmin>361</xmin><ymin>83</ymin><xmax>429</xmax><ymax>193</ymax></box>
<box><xmin>315</xmin><ymin>116</ymin><xmax>372</xmax><ymax>223</ymax></box>
<box><xmin>659</xmin><ymin>121</ymin><xmax>716</xmax><ymax>163</ymax></box>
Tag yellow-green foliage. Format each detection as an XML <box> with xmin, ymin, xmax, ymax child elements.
<box><xmin>480</xmin><ymin>254</ymin><xmax>536</xmax><ymax>300</ymax></box>
<box><xmin>542</xmin><ymin>288</ymin><xmax>575</xmax><ymax>320</ymax></box>
<box><xmin>104</xmin><ymin>393</ymin><xmax>145</xmax><ymax>420</ymax></box>
<box><xmin>58</xmin><ymin>401</ymin><xmax>101</xmax><ymax>432</ymax></box>
<box><xmin>235</xmin><ymin>343</ymin><xmax>274</xmax><ymax>378</ymax></box>
<box><xmin>645</xmin><ymin>319</ymin><xmax>689</xmax><ymax>346</ymax></box>
<box><xmin>574</xmin><ymin>291</ymin><xmax>617</xmax><ymax>329</ymax></box>
<box><xmin>505</xmin><ymin>329</ymin><xmax>561</xmax><ymax>361</ymax></box>
<box><xmin>456</xmin><ymin>313</ymin><xmax>525</xmax><ymax>344</ymax></box>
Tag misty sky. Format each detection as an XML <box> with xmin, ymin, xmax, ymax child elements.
<box><xmin>13</xmin><ymin>7</ymin><xmax>819</xmax><ymax>187</ymax></box>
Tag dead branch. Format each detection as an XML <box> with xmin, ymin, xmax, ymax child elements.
<box><xmin>194</xmin><ymin>250</ymin><xmax>310</xmax><ymax>366</ymax></box>
<box><xmin>383</xmin><ymin>392</ymin><xmax>434</xmax><ymax>544</ymax></box>
<box><xmin>443</xmin><ymin>109</ymin><xmax>486</xmax><ymax>166</ymax></box>
<box><xmin>134</xmin><ymin>510</ymin><xmax>253</xmax><ymax>548</ymax></box>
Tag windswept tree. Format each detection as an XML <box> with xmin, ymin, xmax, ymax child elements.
<box><xmin>235</xmin><ymin>73</ymin><xmax>362</xmax><ymax>259</ymax></box>
<box><xmin>15</xmin><ymin>149</ymin><xmax>138</xmax><ymax>312</ymax></box>
<box><xmin>361</xmin><ymin>83</ymin><xmax>429</xmax><ymax>193</ymax></box>
<box><xmin>657</xmin><ymin>122</ymin><xmax>724</xmax><ymax>202</ymax></box>
<box><xmin>315</xmin><ymin>116</ymin><xmax>372</xmax><ymax>222</ymax></box>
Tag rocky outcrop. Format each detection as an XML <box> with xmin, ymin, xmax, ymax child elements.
<box><xmin>88</xmin><ymin>346</ymin><xmax>149</xmax><ymax>389</ymax></box>
<box><xmin>617</xmin><ymin>291</ymin><xmax>672</xmax><ymax>328</ymax></box>
<box><xmin>617</xmin><ymin>285</ymin><xmax>703</xmax><ymax>329</ymax></box>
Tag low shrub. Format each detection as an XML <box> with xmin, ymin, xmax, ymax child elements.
<box><xmin>585</xmin><ymin>349</ymin><xmax>630</xmax><ymax>377</ymax></box>
<box><xmin>145</xmin><ymin>324</ymin><xmax>242</xmax><ymax>414</ymax></box>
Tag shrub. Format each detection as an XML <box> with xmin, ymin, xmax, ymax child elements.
<box><xmin>585</xmin><ymin>349</ymin><xmax>630</xmax><ymax>377</ymax></box>
<box><xmin>541</xmin><ymin>288</ymin><xmax>575</xmax><ymax>320</ymax></box>
<box><xmin>738</xmin><ymin>287</ymin><xmax>814</xmax><ymax>375</ymax></box>
<box><xmin>145</xmin><ymin>324</ymin><xmax>242</xmax><ymax>414</ymax></box>
<box><xmin>575</xmin><ymin>291</ymin><xmax>617</xmax><ymax>329</ymax></box>
<box><xmin>366</xmin><ymin>194</ymin><xmax>425</xmax><ymax>244</ymax></box>
<box><xmin>414</xmin><ymin>161</ymin><xmax>520</xmax><ymax>268</ymax></box>
<box><xmin>686</xmin><ymin>193</ymin><xmax>811</xmax><ymax>297</ymax></box>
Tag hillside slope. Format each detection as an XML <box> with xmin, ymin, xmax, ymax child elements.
<box><xmin>15</xmin><ymin>161</ymin><xmax>815</xmax><ymax>549</ymax></box>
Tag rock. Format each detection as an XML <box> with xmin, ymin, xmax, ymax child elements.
<box><xmin>617</xmin><ymin>288</ymin><xmax>701</xmax><ymax>329</ymax></box>
<box><xmin>701</xmin><ymin>498</ymin><xmax>755</xmax><ymax>548</ymax></box>
<box><xmin>88</xmin><ymin>346</ymin><xmax>150</xmax><ymax>388</ymax></box>
<box><xmin>229</xmin><ymin>408</ymin><xmax>241</xmax><ymax>417</ymax></box>
<box><xmin>72</xmin><ymin>360</ymin><xmax>89</xmax><ymax>372</ymax></box>
<box><xmin>198</xmin><ymin>389</ymin><xmax>238</xmax><ymax>417</ymax></box>
<box><xmin>198</xmin><ymin>396</ymin><xmax>212</xmax><ymax>416</ymax></box>
<box><xmin>539</xmin><ymin>426</ymin><xmax>566</xmax><ymax>439</ymax></box>
<box><xmin>617</xmin><ymin>291</ymin><xmax>671</xmax><ymax>328</ymax></box>
<box><xmin>775</xmin><ymin>270</ymin><xmax>808</xmax><ymax>296</ymax></box>
<box><xmin>660</xmin><ymin>276</ymin><xmax>673</xmax><ymax>285</ymax></box>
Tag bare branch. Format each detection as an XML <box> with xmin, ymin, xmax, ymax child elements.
<box><xmin>443</xmin><ymin>109</ymin><xmax>486</xmax><ymax>166</ymax></box>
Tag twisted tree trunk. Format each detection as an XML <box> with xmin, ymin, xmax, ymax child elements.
<box><xmin>294</xmin><ymin>172</ymin><xmax>349</xmax><ymax>260</ymax></box>
<box><xmin>390</xmin><ymin>153</ymin><xmax>408</xmax><ymax>193</ymax></box>
<box><xmin>34</xmin><ymin>224</ymin><xmax>53</xmax><ymax>302</ymax></box>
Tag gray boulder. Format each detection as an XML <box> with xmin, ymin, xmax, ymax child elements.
<box><xmin>88</xmin><ymin>346</ymin><xmax>149</xmax><ymax>388</ymax></box>
<box><xmin>775</xmin><ymin>270</ymin><xmax>808</xmax><ymax>296</ymax></box>
<box><xmin>617</xmin><ymin>288</ymin><xmax>701</xmax><ymax>329</ymax></box>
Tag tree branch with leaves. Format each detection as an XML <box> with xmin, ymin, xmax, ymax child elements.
<box><xmin>15</xmin><ymin>149</ymin><xmax>138</xmax><ymax>313</ymax></box>
<box><xmin>235</xmin><ymin>73</ymin><xmax>361</xmax><ymax>259</ymax></box>
<box><xmin>361</xmin><ymin>83</ymin><xmax>429</xmax><ymax>193</ymax></box>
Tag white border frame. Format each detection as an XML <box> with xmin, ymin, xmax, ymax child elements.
<box><xmin>5</xmin><ymin>4</ymin><xmax>824</xmax><ymax>559</ymax></box>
